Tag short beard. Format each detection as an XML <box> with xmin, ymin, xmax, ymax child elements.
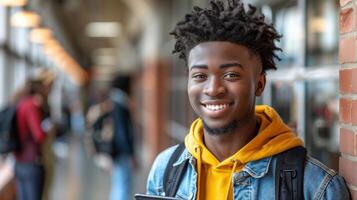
<box><xmin>202</xmin><ymin>120</ymin><xmax>238</xmax><ymax>135</ymax></box>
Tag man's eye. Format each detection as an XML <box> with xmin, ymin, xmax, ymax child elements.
<box><xmin>224</xmin><ymin>72</ymin><xmax>240</xmax><ymax>79</ymax></box>
<box><xmin>192</xmin><ymin>73</ymin><xmax>207</xmax><ymax>80</ymax></box>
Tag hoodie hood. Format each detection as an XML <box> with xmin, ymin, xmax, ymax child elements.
<box><xmin>184</xmin><ymin>105</ymin><xmax>304</xmax><ymax>199</ymax></box>
<box><xmin>185</xmin><ymin>105</ymin><xmax>303</xmax><ymax>168</ymax></box>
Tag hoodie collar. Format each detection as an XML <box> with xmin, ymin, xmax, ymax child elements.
<box><xmin>184</xmin><ymin>105</ymin><xmax>303</xmax><ymax>168</ymax></box>
<box><xmin>172</xmin><ymin>146</ymin><xmax>273</xmax><ymax>179</ymax></box>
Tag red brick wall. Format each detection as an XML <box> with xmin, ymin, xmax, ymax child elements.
<box><xmin>143</xmin><ymin>59</ymin><xmax>169</xmax><ymax>163</ymax></box>
<box><xmin>339</xmin><ymin>0</ymin><xmax>357</xmax><ymax>199</ymax></box>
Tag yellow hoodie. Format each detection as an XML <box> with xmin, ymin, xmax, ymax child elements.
<box><xmin>184</xmin><ymin>105</ymin><xmax>303</xmax><ymax>200</ymax></box>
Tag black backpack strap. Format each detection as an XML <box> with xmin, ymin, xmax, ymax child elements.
<box><xmin>163</xmin><ymin>142</ymin><xmax>188</xmax><ymax>197</ymax></box>
<box><xmin>275</xmin><ymin>146</ymin><xmax>307</xmax><ymax>200</ymax></box>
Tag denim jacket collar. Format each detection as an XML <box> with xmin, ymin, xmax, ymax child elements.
<box><xmin>172</xmin><ymin>149</ymin><xmax>191</xmax><ymax>167</ymax></box>
<box><xmin>242</xmin><ymin>157</ymin><xmax>272</xmax><ymax>178</ymax></box>
<box><xmin>174</xmin><ymin>149</ymin><xmax>272</xmax><ymax>178</ymax></box>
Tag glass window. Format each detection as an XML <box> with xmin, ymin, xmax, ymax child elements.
<box><xmin>5</xmin><ymin>57</ymin><xmax>16</xmax><ymax>96</ymax></box>
<box><xmin>12</xmin><ymin>28</ymin><xmax>29</xmax><ymax>56</ymax></box>
<box><xmin>255</xmin><ymin>0</ymin><xmax>340</xmax><ymax>170</ymax></box>
<box><xmin>306</xmin><ymin>0</ymin><xmax>339</xmax><ymax>66</ymax></box>
<box><xmin>275</xmin><ymin>5</ymin><xmax>303</xmax><ymax>67</ymax></box>
<box><xmin>271</xmin><ymin>81</ymin><xmax>295</xmax><ymax>128</ymax></box>
<box><xmin>0</xmin><ymin>7</ymin><xmax>6</xmax><ymax>45</ymax></box>
<box><xmin>305</xmin><ymin>80</ymin><xmax>339</xmax><ymax>170</ymax></box>
<box><xmin>13</xmin><ymin>59</ymin><xmax>27</xmax><ymax>91</ymax></box>
<box><xmin>0</xmin><ymin>49</ymin><xmax>5</xmax><ymax>108</ymax></box>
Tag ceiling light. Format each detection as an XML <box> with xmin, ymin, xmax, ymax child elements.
<box><xmin>11</xmin><ymin>10</ymin><xmax>40</xmax><ymax>28</ymax></box>
<box><xmin>48</xmin><ymin>49</ymin><xmax>88</xmax><ymax>86</ymax></box>
<box><xmin>0</xmin><ymin>0</ymin><xmax>27</xmax><ymax>7</ymax></box>
<box><xmin>30</xmin><ymin>28</ymin><xmax>53</xmax><ymax>43</ymax></box>
<box><xmin>58</xmin><ymin>59</ymin><xmax>88</xmax><ymax>86</ymax></box>
<box><xmin>71</xmin><ymin>68</ymin><xmax>88</xmax><ymax>86</ymax></box>
<box><xmin>85</xmin><ymin>22</ymin><xmax>121</xmax><ymax>37</ymax></box>
<box><xmin>310</xmin><ymin>17</ymin><xmax>327</xmax><ymax>33</ymax></box>
<box><xmin>44</xmin><ymin>38</ymin><xmax>61</xmax><ymax>49</ymax></box>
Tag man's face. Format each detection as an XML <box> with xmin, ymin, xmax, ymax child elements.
<box><xmin>187</xmin><ymin>41</ymin><xmax>265</xmax><ymax>134</ymax></box>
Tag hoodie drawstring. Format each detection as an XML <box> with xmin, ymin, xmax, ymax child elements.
<box><xmin>226</xmin><ymin>159</ymin><xmax>239</xmax><ymax>200</ymax></box>
<box><xmin>195</xmin><ymin>146</ymin><xmax>202</xmax><ymax>200</ymax></box>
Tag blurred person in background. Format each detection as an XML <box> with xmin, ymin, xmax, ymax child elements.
<box><xmin>108</xmin><ymin>75</ymin><xmax>136</xmax><ymax>200</ymax></box>
<box><xmin>87</xmin><ymin>75</ymin><xmax>136</xmax><ymax>200</ymax></box>
<box><xmin>146</xmin><ymin>0</ymin><xmax>351</xmax><ymax>199</ymax></box>
<box><xmin>69</xmin><ymin>99</ymin><xmax>86</xmax><ymax>139</ymax></box>
<box><xmin>14</xmin><ymin>69</ymin><xmax>55</xmax><ymax>200</ymax></box>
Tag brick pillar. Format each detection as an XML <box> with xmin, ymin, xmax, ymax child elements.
<box><xmin>143</xmin><ymin>59</ymin><xmax>169</xmax><ymax>163</ymax></box>
<box><xmin>339</xmin><ymin>0</ymin><xmax>357</xmax><ymax>199</ymax></box>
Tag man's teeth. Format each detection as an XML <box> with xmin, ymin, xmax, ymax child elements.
<box><xmin>205</xmin><ymin>104</ymin><xmax>229</xmax><ymax>111</ymax></box>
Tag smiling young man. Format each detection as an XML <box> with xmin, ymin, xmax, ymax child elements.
<box><xmin>146</xmin><ymin>0</ymin><xmax>351</xmax><ymax>199</ymax></box>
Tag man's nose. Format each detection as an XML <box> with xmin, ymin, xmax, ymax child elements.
<box><xmin>203</xmin><ymin>77</ymin><xmax>226</xmax><ymax>97</ymax></box>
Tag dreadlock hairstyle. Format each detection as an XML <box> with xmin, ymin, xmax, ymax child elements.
<box><xmin>170</xmin><ymin>0</ymin><xmax>282</xmax><ymax>72</ymax></box>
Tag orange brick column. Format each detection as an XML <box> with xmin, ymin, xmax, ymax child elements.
<box><xmin>339</xmin><ymin>0</ymin><xmax>357</xmax><ymax>199</ymax></box>
<box><xmin>143</xmin><ymin>59</ymin><xmax>169</xmax><ymax>163</ymax></box>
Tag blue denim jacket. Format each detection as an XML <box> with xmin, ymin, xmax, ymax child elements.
<box><xmin>147</xmin><ymin>145</ymin><xmax>351</xmax><ymax>200</ymax></box>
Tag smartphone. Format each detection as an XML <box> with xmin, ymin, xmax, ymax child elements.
<box><xmin>134</xmin><ymin>194</ymin><xmax>182</xmax><ymax>200</ymax></box>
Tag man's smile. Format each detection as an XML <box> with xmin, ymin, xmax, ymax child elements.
<box><xmin>204</xmin><ymin>103</ymin><xmax>229</xmax><ymax>111</ymax></box>
<box><xmin>200</xmin><ymin>101</ymin><xmax>233</xmax><ymax>117</ymax></box>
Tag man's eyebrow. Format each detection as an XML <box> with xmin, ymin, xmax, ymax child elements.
<box><xmin>220</xmin><ymin>63</ymin><xmax>243</xmax><ymax>69</ymax></box>
<box><xmin>189</xmin><ymin>63</ymin><xmax>243</xmax><ymax>70</ymax></box>
<box><xmin>189</xmin><ymin>64</ymin><xmax>208</xmax><ymax>71</ymax></box>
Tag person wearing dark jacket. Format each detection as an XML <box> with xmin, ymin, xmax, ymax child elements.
<box><xmin>108</xmin><ymin>75</ymin><xmax>136</xmax><ymax>200</ymax></box>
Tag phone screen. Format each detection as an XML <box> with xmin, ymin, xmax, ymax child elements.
<box><xmin>134</xmin><ymin>194</ymin><xmax>181</xmax><ymax>200</ymax></box>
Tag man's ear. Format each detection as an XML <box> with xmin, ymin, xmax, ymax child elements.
<box><xmin>255</xmin><ymin>73</ymin><xmax>266</xmax><ymax>96</ymax></box>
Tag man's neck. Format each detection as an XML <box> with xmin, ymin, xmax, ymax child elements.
<box><xmin>203</xmin><ymin>117</ymin><xmax>259</xmax><ymax>162</ymax></box>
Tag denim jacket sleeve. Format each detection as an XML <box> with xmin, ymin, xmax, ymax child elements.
<box><xmin>304</xmin><ymin>156</ymin><xmax>351</xmax><ymax>200</ymax></box>
<box><xmin>146</xmin><ymin>145</ymin><xmax>178</xmax><ymax>196</ymax></box>
<box><xmin>320</xmin><ymin>175</ymin><xmax>351</xmax><ymax>200</ymax></box>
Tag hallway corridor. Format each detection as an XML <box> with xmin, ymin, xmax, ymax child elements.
<box><xmin>49</xmin><ymin>136</ymin><xmax>148</xmax><ymax>200</ymax></box>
